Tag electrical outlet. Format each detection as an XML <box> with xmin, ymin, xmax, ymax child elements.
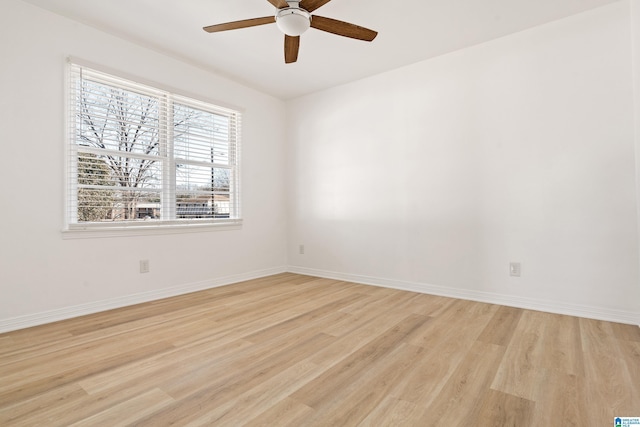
<box><xmin>299</xmin><ymin>245</ymin><xmax>305</xmax><ymax>255</ymax></box>
<box><xmin>140</xmin><ymin>259</ymin><xmax>150</xmax><ymax>274</ymax></box>
<box><xmin>509</xmin><ymin>262</ymin><xmax>521</xmax><ymax>277</ymax></box>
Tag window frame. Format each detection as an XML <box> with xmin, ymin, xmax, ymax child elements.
<box><xmin>63</xmin><ymin>59</ymin><xmax>242</xmax><ymax>238</ymax></box>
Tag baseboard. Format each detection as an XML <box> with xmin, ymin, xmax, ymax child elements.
<box><xmin>0</xmin><ymin>266</ymin><xmax>287</xmax><ymax>334</ymax></box>
<box><xmin>3</xmin><ymin>265</ymin><xmax>637</xmax><ymax>334</ymax></box>
<box><xmin>288</xmin><ymin>266</ymin><xmax>640</xmax><ymax>326</ymax></box>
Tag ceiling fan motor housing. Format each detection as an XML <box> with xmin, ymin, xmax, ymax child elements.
<box><xmin>276</xmin><ymin>6</ymin><xmax>311</xmax><ymax>36</ymax></box>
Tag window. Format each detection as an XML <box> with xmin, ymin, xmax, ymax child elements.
<box><xmin>66</xmin><ymin>62</ymin><xmax>241</xmax><ymax>233</ymax></box>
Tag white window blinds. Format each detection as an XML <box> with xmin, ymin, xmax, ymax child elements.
<box><xmin>67</xmin><ymin>62</ymin><xmax>241</xmax><ymax>229</ymax></box>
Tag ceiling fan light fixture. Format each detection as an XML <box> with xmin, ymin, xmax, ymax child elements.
<box><xmin>276</xmin><ymin>8</ymin><xmax>311</xmax><ymax>36</ymax></box>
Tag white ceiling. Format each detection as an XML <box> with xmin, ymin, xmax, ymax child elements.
<box><xmin>23</xmin><ymin>0</ymin><xmax>619</xmax><ymax>99</ymax></box>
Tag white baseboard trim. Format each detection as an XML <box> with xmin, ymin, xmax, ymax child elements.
<box><xmin>0</xmin><ymin>266</ymin><xmax>287</xmax><ymax>334</ymax></box>
<box><xmin>288</xmin><ymin>266</ymin><xmax>640</xmax><ymax>326</ymax></box>
<box><xmin>3</xmin><ymin>265</ymin><xmax>637</xmax><ymax>333</ymax></box>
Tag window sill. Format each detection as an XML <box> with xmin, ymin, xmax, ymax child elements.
<box><xmin>62</xmin><ymin>220</ymin><xmax>242</xmax><ymax>239</ymax></box>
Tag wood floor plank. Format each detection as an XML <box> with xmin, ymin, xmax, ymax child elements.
<box><xmin>241</xmin><ymin>292</ymin><xmax>365</xmax><ymax>344</ymax></box>
<box><xmin>301</xmin><ymin>343</ymin><xmax>428</xmax><ymax>426</ymax></box>
<box><xmin>309</xmin><ymin>293</ymin><xmax>428</xmax><ymax>367</ymax></box>
<box><xmin>135</xmin><ymin>333</ymin><xmax>336</xmax><ymax>426</ymax></box>
<box><xmin>408</xmin><ymin>299</ymin><xmax>498</xmax><ymax>349</ymax></box>
<box><xmin>464</xmin><ymin>389</ymin><xmax>535</xmax><ymax>427</ymax></box>
<box><xmin>167</xmin><ymin>293</ymin><xmax>334</xmax><ymax>348</ymax></box>
<box><xmin>414</xmin><ymin>341</ymin><xmax>506</xmax><ymax>426</ymax></box>
<box><xmin>1</xmin><ymin>363</ymin><xmax>180</xmax><ymax>426</ymax></box>
<box><xmin>490</xmin><ymin>310</ymin><xmax>549</xmax><ymax>400</ymax></box>
<box><xmin>611</xmin><ymin>322</ymin><xmax>640</xmax><ymax>342</ymax></box>
<box><xmin>77</xmin><ymin>336</ymin><xmax>254</xmax><ymax>395</ymax></box>
<box><xmin>389</xmin><ymin>321</ymin><xmax>486</xmax><ymax>406</ymax></box>
<box><xmin>65</xmin><ymin>288</ymin><xmax>244</xmax><ymax>336</ymax></box>
<box><xmin>0</xmin><ymin>313</ymin><xmax>191</xmax><ymax>376</ymax></box>
<box><xmin>579</xmin><ymin>318</ymin><xmax>640</xmax><ymax>424</ymax></box>
<box><xmin>618</xmin><ymin>340</ymin><xmax>640</xmax><ymax>383</ymax></box>
<box><xmin>0</xmin><ymin>336</ymin><xmax>13</xmax><ymax>349</ymax></box>
<box><xmin>336</xmin><ymin>286</ymin><xmax>413</xmax><ymax>315</ymax></box>
<box><xmin>0</xmin><ymin>340</ymin><xmax>175</xmax><ymax>407</ymax></box>
<box><xmin>539</xmin><ymin>313</ymin><xmax>584</xmax><ymax>376</ymax></box>
<box><xmin>185</xmin><ymin>360</ymin><xmax>322</xmax><ymax>426</ymax></box>
<box><xmin>242</xmin><ymin>397</ymin><xmax>314</xmax><ymax>427</ymax></box>
<box><xmin>0</xmin><ymin>299</ymin><xmax>231</xmax><ymax>366</ymax></box>
<box><xmin>0</xmin><ymin>383</ymin><xmax>88</xmax><ymax>426</ymax></box>
<box><xmin>289</xmin><ymin>314</ymin><xmax>430</xmax><ymax>409</ymax></box>
<box><xmin>529</xmin><ymin>370</ymin><xmax>587</xmax><ymax>426</ymax></box>
<box><xmin>158</xmin><ymin>308</ymin><xmax>347</xmax><ymax>402</ymax></box>
<box><xmin>322</xmin><ymin>289</ymin><xmax>418</xmax><ymax>337</ymax></box>
<box><xmin>0</xmin><ymin>328</ymin><xmax>74</xmax><ymax>359</ymax></box>
<box><xmin>67</xmin><ymin>388</ymin><xmax>175</xmax><ymax>427</ymax></box>
<box><xmin>477</xmin><ymin>305</ymin><xmax>523</xmax><ymax>346</ymax></box>
<box><xmin>617</xmin><ymin>340</ymin><xmax>640</xmax><ymax>415</ymax></box>
<box><xmin>358</xmin><ymin>397</ymin><xmax>417</xmax><ymax>427</ymax></box>
<box><xmin>0</xmin><ymin>273</ymin><xmax>638</xmax><ymax>426</ymax></box>
<box><xmin>402</xmin><ymin>293</ymin><xmax>456</xmax><ymax>317</ymax></box>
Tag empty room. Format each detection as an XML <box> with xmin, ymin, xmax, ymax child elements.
<box><xmin>1</xmin><ymin>0</ymin><xmax>639</xmax><ymax>425</ymax></box>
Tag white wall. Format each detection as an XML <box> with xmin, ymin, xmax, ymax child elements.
<box><xmin>632</xmin><ymin>0</ymin><xmax>640</xmax><ymax>319</ymax></box>
<box><xmin>287</xmin><ymin>1</ymin><xmax>640</xmax><ymax>323</ymax></box>
<box><xmin>0</xmin><ymin>0</ymin><xmax>288</xmax><ymax>330</ymax></box>
<box><xmin>2</xmin><ymin>0</ymin><xmax>638</xmax><ymax>331</ymax></box>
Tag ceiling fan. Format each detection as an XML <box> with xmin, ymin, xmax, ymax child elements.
<box><xmin>203</xmin><ymin>0</ymin><xmax>378</xmax><ymax>64</ymax></box>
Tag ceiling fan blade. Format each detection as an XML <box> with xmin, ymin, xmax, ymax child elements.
<box><xmin>311</xmin><ymin>16</ymin><xmax>377</xmax><ymax>41</ymax></box>
<box><xmin>300</xmin><ymin>0</ymin><xmax>332</xmax><ymax>12</ymax></box>
<box><xmin>203</xmin><ymin>16</ymin><xmax>275</xmax><ymax>33</ymax></box>
<box><xmin>266</xmin><ymin>0</ymin><xmax>289</xmax><ymax>8</ymax></box>
<box><xmin>284</xmin><ymin>35</ymin><xmax>300</xmax><ymax>64</ymax></box>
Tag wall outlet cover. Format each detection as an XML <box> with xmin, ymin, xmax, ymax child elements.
<box><xmin>509</xmin><ymin>262</ymin><xmax>521</xmax><ymax>277</ymax></box>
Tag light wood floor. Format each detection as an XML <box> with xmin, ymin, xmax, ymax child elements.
<box><xmin>0</xmin><ymin>273</ymin><xmax>639</xmax><ymax>426</ymax></box>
